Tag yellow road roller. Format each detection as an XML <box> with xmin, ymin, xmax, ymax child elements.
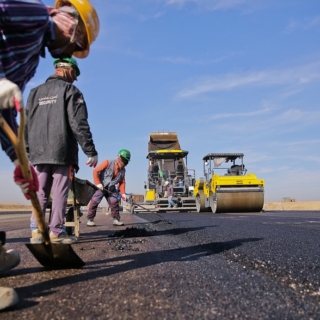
<box><xmin>194</xmin><ymin>153</ymin><xmax>264</xmax><ymax>213</ymax></box>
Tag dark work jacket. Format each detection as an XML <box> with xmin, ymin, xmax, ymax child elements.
<box><xmin>25</xmin><ymin>75</ymin><xmax>97</xmax><ymax>169</ymax></box>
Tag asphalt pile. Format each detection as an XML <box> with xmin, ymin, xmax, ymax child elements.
<box><xmin>108</xmin><ymin>226</ymin><xmax>154</xmax><ymax>238</ymax></box>
<box><xmin>107</xmin><ymin>226</ymin><xmax>155</xmax><ymax>252</ymax></box>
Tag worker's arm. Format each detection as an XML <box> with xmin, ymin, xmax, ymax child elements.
<box><xmin>66</xmin><ymin>87</ymin><xmax>98</xmax><ymax>167</ymax></box>
<box><xmin>119</xmin><ymin>177</ymin><xmax>126</xmax><ymax>201</ymax></box>
<box><xmin>0</xmin><ymin>103</ymin><xmax>39</xmax><ymax>199</ymax></box>
<box><xmin>0</xmin><ymin>1</ymin><xmax>49</xmax><ymax>198</ymax></box>
<box><xmin>0</xmin><ymin>109</ymin><xmax>18</xmax><ymax>162</ymax></box>
<box><xmin>93</xmin><ymin>160</ymin><xmax>109</xmax><ymax>189</ymax></box>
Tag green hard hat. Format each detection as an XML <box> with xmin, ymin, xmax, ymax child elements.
<box><xmin>118</xmin><ymin>149</ymin><xmax>131</xmax><ymax>163</ymax></box>
<box><xmin>53</xmin><ymin>57</ymin><xmax>80</xmax><ymax>77</ymax></box>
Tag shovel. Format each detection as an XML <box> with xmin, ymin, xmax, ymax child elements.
<box><xmin>128</xmin><ymin>196</ymin><xmax>172</xmax><ymax>224</ymax></box>
<box><xmin>0</xmin><ymin>100</ymin><xmax>84</xmax><ymax>268</ymax></box>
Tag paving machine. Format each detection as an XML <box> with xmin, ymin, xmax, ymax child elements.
<box><xmin>194</xmin><ymin>153</ymin><xmax>264</xmax><ymax>213</ymax></box>
<box><xmin>132</xmin><ymin>132</ymin><xmax>196</xmax><ymax>213</ymax></box>
<box><xmin>144</xmin><ymin>149</ymin><xmax>196</xmax><ymax>211</ymax></box>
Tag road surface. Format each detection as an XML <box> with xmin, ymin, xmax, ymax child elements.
<box><xmin>0</xmin><ymin>209</ymin><xmax>319</xmax><ymax>319</ymax></box>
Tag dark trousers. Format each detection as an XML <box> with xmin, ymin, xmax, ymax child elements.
<box><xmin>87</xmin><ymin>189</ymin><xmax>120</xmax><ymax>220</ymax></box>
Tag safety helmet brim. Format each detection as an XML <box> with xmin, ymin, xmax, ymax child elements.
<box><xmin>54</xmin><ymin>0</ymin><xmax>100</xmax><ymax>59</ymax></box>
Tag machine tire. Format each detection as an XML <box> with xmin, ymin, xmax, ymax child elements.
<box><xmin>196</xmin><ymin>190</ymin><xmax>206</xmax><ymax>212</ymax></box>
<box><xmin>210</xmin><ymin>193</ymin><xmax>217</xmax><ymax>213</ymax></box>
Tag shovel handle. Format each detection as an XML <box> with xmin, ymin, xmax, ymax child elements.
<box><xmin>0</xmin><ymin>102</ymin><xmax>50</xmax><ymax>244</ymax></box>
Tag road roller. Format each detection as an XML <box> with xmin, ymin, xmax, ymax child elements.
<box><xmin>193</xmin><ymin>153</ymin><xmax>264</xmax><ymax>213</ymax></box>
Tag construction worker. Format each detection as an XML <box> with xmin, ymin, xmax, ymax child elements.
<box><xmin>165</xmin><ymin>180</ymin><xmax>177</xmax><ymax>208</ymax></box>
<box><xmin>25</xmin><ymin>57</ymin><xmax>98</xmax><ymax>244</ymax></box>
<box><xmin>0</xmin><ymin>0</ymin><xmax>99</xmax><ymax>310</ymax></box>
<box><xmin>87</xmin><ymin>150</ymin><xmax>131</xmax><ymax>227</ymax></box>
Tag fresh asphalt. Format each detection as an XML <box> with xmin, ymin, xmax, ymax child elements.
<box><xmin>0</xmin><ymin>209</ymin><xmax>319</xmax><ymax>319</ymax></box>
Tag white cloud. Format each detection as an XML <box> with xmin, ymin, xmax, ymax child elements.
<box><xmin>193</xmin><ymin>106</ymin><xmax>320</xmax><ymax>147</ymax></box>
<box><xmin>305</xmin><ymin>15</ymin><xmax>320</xmax><ymax>29</ymax></box>
<box><xmin>205</xmin><ymin>107</ymin><xmax>273</xmax><ymax>120</ymax></box>
<box><xmin>165</xmin><ymin>0</ymin><xmax>255</xmax><ymax>11</ymax></box>
<box><xmin>161</xmin><ymin>55</ymin><xmax>226</xmax><ymax>65</ymax></box>
<box><xmin>290</xmin><ymin>155</ymin><xmax>320</xmax><ymax>165</ymax></box>
<box><xmin>138</xmin><ymin>11</ymin><xmax>166</xmax><ymax>21</ymax></box>
<box><xmin>284</xmin><ymin>15</ymin><xmax>320</xmax><ymax>34</ymax></box>
<box><xmin>270</xmin><ymin>139</ymin><xmax>320</xmax><ymax>148</ymax></box>
<box><xmin>177</xmin><ymin>61</ymin><xmax>320</xmax><ymax>99</ymax></box>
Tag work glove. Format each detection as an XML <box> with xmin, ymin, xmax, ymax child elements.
<box><xmin>13</xmin><ymin>164</ymin><xmax>39</xmax><ymax>200</ymax></box>
<box><xmin>96</xmin><ymin>183</ymin><xmax>104</xmax><ymax>191</ymax></box>
<box><xmin>121</xmin><ymin>194</ymin><xmax>128</xmax><ymax>202</ymax></box>
<box><xmin>0</xmin><ymin>79</ymin><xmax>24</xmax><ymax>109</ymax></box>
<box><xmin>86</xmin><ymin>155</ymin><xmax>98</xmax><ymax>168</ymax></box>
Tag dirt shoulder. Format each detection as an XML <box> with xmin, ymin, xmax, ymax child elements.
<box><xmin>263</xmin><ymin>201</ymin><xmax>320</xmax><ymax>211</ymax></box>
<box><xmin>0</xmin><ymin>203</ymin><xmax>33</xmax><ymax>211</ymax></box>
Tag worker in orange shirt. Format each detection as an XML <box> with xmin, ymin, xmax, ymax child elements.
<box><xmin>87</xmin><ymin>149</ymin><xmax>130</xmax><ymax>226</ymax></box>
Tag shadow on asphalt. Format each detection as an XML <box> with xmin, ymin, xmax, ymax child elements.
<box><xmin>7</xmin><ymin>225</ymin><xmax>214</xmax><ymax>245</ymax></box>
<box><xmin>10</xmin><ymin>236</ymin><xmax>262</xmax><ymax>310</ymax></box>
<box><xmin>6</xmin><ymin>237</ymin><xmax>31</xmax><ymax>244</ymax></box>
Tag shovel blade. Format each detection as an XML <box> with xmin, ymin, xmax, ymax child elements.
<box><xmin>25</xmin><ymin>243</ymin><xmax>85</xmax><ymax>269</ymax></box>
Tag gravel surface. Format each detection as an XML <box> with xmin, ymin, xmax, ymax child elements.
<box><xmin>0</xmin><ymin>209</ymin><xmax>319</xmax><ymax>319</ymax></box>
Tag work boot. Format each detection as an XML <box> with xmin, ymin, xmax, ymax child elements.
<box><xmin>0</xmin><ymin>287</ymin><xmax>19</xmax><ymax>311</ymax></box>
<box><xmin>87</xmin><ymin>219</ymin><xmax>96</xmax><ymax>227</ymax></box>
<box><xmin>30</xmin><ymin>229</ymin><xmax>44</xmax><ymax>244</ymax></box>
<box><xmin>0</xmin><ymin>243</ymin><xmax>20</xmax><ymax>274</ymax></box>
<box><xmin>49</xmin><ymin>231</ymin><xmax>77</xmax><ymax>244</ymax></box>
<box><xmin>113</xmin><ymin>218</ymin><xmax>124</xmax><ymax>226</ymax></box>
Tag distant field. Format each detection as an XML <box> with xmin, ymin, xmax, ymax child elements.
<box><xmin>0</xmin><ymin>201</ymin><xmax>319</xmax><ymax>211</ymax></box>
<box><xmin>262</xmin><ymin>201</ymin><xmax>320</xmax><ymax>211</ymax></box>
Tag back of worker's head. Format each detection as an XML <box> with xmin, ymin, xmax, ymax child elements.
<box><xmin>54</xmin><ymin>57</ymin><xmax>80</xmax><ymax>83</ymax></box>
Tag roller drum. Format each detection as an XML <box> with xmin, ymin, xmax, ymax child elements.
<box><xmin>210</xmin><ymin>194</ymin><xmax>217</xmax><ymax>213</ymax></box>
<box><xmin>215</xmin><ymin>191</ymin><xmax>264</xmax><ymax>213</ymax></box>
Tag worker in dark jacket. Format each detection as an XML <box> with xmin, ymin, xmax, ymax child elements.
<box><xmin>25</xmin><ymin>57</ymin><xmax>98</xmax><ymax>245</ymax></box>
<box><xmin>0</xmin><ymin>0</ymin><xmax>100</xmax><ymax>311</ymax></box>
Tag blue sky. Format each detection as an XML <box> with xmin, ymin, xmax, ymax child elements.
<box><xmin>1</xmin><ymin>0</ymin><xmax>320</xmax><ymax>204</ymax></box>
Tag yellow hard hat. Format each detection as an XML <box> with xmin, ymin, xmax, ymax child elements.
<box><xmin>55</xmin><ymin>0</ymin><xmax>100</xmax><ymax>58</ymax></box>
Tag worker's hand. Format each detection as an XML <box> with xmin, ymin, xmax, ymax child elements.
<box><xmin>86</xmin><ymin>155</ymin><xmax>98</xmax><ymax>168</ymax></box>
<box><xmin>96</xmin><ymin>183</ymin><xmax>104</xmax><ymax>190</ymax></box>
<box><xmin>13</xmin><ymin>165</ymin><xmax>39</xmax><ymax>200</ymax></box>
<box><xmin>121</xmin><ymin>194</ymin><xmax>128</xmax><ymax>202</ymax></box>
<box><xmin>0</xmin><ymin>79</ymin><xmax>24</xmax><ymax>109</ymax></box>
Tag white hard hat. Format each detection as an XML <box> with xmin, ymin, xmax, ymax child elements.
<box><xmin>164</xmin><ymin>181</ymin><xmax>169</xmax><ymax>186</ymax></box>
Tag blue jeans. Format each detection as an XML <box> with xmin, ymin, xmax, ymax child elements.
<box><xmin>168</xmin><ymin>196</ymin><xmax>175</xmax><ymax>207</ymax></box>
